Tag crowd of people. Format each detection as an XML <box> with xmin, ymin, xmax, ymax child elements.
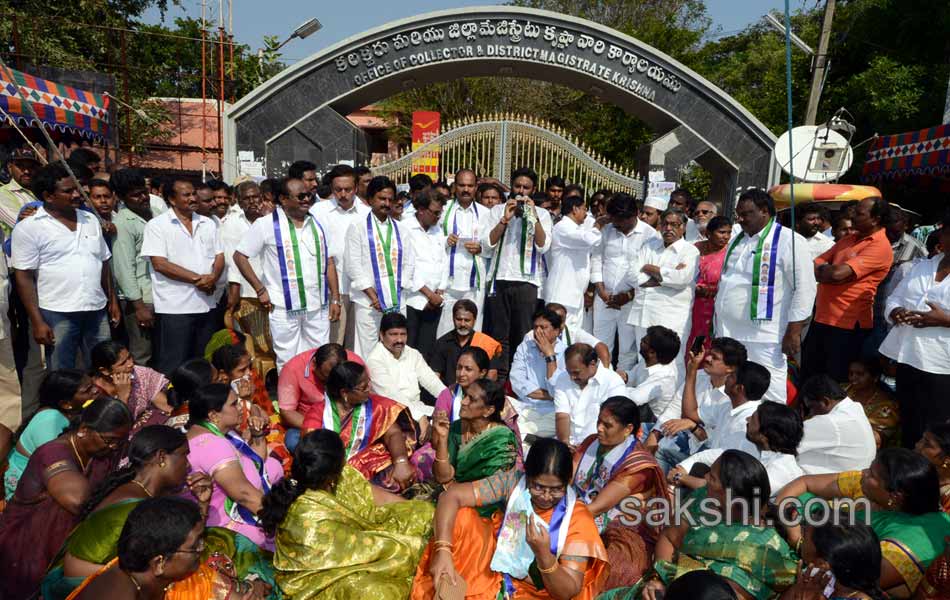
<box><xmin>0</xmin><ymin>145</ymin><xmax>949</xmax><ymax>600</ymax></box>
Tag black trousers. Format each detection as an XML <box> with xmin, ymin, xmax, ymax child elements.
<box><xmin>407</xmin><ymin>305</ymin><xmax>441</xmax><ymax>362</ymax></box>
<box><xmin>801</xmin><ymin>321</ymin><xmax>870</xmax><ymax>383</ymax></box>
<box><xmin>152</xmin><ymin>312</ymin><xmax>217</xmax><ymax>376</ymax></box>
<box><xmin>485</xmin><ymin>280</ymin><xmax>538</xmax><ymax>376</ymax></box>
<box><xmin>896</xmin><ymin>363</ymin><xmax>950</xmax><ymax>449</ymax></box>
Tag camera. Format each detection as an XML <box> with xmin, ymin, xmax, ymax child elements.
<box><xmin>514</xmin><ymin>198</ymin><xmax>525</xmax><ymax>218</ymax></box>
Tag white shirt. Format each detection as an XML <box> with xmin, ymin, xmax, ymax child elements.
<box><xmin>626</xmin><ymin>360</ymin><xmax>680</xmax><ymax>417</ymax></box>
<box><xmin>510</xmin><ymin>332</ymin><xmax>569</xmax><ymax>403</ymax></box>
<box><xmin>311</xmin><ymin>198</ymin><xmax>370</xmax><ymax>294</ymax></box>
<box><xmin>880</xmin><ymin>254</ymin><xmax>950</xmax><ymax>374</ymax></box>
<box><xmin>684</xmin><ymin>218</ymin><xmax>702</xmax><ymax>243</ymax></box>
<box><xmin>761</xmin><ymin>451</ymin><xmax>805</xmax><ymax>496</ymax></box>
<box><xmin>344</xmin><ymin>213</ymin><xmax>416</xmax><ymax>309</ymax></box>
<box><xmin>553</xmin><ymin>364</ymin><xmax>627</xmax><ymax>445</ymax></box>
<box><xmin>801</xmin><ymin>233</ymin><xmax>835</xmax><ymax>262</ymax></box>
<box><xmin>441</xmin><ymin>199</ymin><xmax>490</xmax><ymax>293</ymax></box>
<box><xmin>482</xmin><ymin>204</ymin><xmax>553</xmax><ymax>287</ymax></box>
<box><xmin>657</xmin><ymin>372</ymin><xmax>729</xmax><ymax>454</ymax></box>
<box><xmin>544</xmin><ymin>217</ymin><xmax>602</xmax><ymax>309</ymax></box>
<box><xmin>0</xmin><ymin>230</ymin><xmax>9</xmax><ymax>339</ymax></box>
<box><xmin>234</xmin><ymin>209</ymin><xmax>331</xmax><ymax>311</ymax></box>
<box><xmin>365</xmin><ymin>343</ymin><xmax>445</xmax><ymax>420</ymax></box>
<box><xmin>149</xmin><ymin>194</ymin><xmax>168</xmax><ymax>216</ymax></box>
<box><xmin>140</xmin><ymin>210</ymin><xmax>222</xmax><ymax>314</ymax></box>
<box><xmin>797</xmin><ymin>398</ymin><xmax>876</xmax><ymax>475</ymax></box>
<box><xmin>715</xmin><ymin>225</ymin><xmax>817</xmax><ymax>344</ymax></box>
<box><xmin>11</xmin><ymin>207</ymin><xmax>110</xmax><ymax>312</ymax></box>
<box><xmin>590</xmin><ymin>220</ymin><xmax>659</xmax><ymax>293</ymax></box>
<box><xmin>677</xmin><ymin>400</ymin><xmax>760</xmax><ymax>471</ymax></box>
<box><xmin>220</xmin><ymin>211</ymin><xmax>257</xmax><ymax>298</ymax></box>
<box><xmin>404</xmin><ymin>216</ymin><xmax>446</xmax><ymax>311</ymax></box>
<box><xmin>626</xmin><ymin>237</ymin><xmax>700</xmax><ymax>333</ymax></box>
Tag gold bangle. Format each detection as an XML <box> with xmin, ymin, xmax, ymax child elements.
<box><xmin>434</xmin><ymin>546</ymin><xmax>453</xmax><ymax>554</ymax></box>
<box><xmin>538</xmin><ymin>560</ymin><xmax>559</xmax><ymax>574</ymax></box>
<box><xmin>433</xmin><ymin>540</ymin><xmax>453</xmax><ymax>548</ymax></box>
<box><xmin>434</xmin><ymin>456</ymin><xmax>450</xmax><ymax>463</ymax></box>
<box><xmin>394</xmin><ymin>457</ymin><xmax>409</xmax><ymax>465</ymax></box>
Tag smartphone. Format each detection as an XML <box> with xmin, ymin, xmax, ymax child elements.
<box><xmin>691</xmin><ymin>335</ymin><xmax>707</xmax><ymax>355</ymax></box>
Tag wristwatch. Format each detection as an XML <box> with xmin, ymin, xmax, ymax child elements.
<box><xmin>330</xmin><ymin>298</ymin><xmax>342</xmax><ymax>305</ymax></box>
<box><xmin>544</xmin><ymin>354</ymin><xmax>558</xmax><ymax>364</ymax></box>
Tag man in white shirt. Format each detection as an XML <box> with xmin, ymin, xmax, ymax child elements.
<box><xmin>234</xmin><ymin>177</ymin><xmax>341</xmax><ymax>369</ymax></box>
<box><xmin>671</xmin><ymin>359</ymin><xmax>769</xmax><ymax>474</ymax></box>
<box><xmin>797</xmin><ymin>202</ymin><xmax>835</xmax><ymax>261</ymax></box>
<box><xmin>591</xmin><ymin>193</ymin><xmax>659</xmax><ymax>372</ymax></box>
<box><xmin>625</xmin><ymin>325</ymin><xmax>681</xmax><ymax>420</ymax></box>
<box><xmin>648</xmin><ymin>336</ymin><xmax>748</xmax><ymax>472</ymax></box>
<box><xmin>669</xmin><ymin>188</ymin><xmax>700</xmax><ymax>242</ymax></box>
<box><xmin>689</xmin><ymin>200</ymin><xmax>718</xmax><ymax>242</ymax></box>
<box><xmin>640</xmin><ymin>195</ymin><xmax>666</xmax><ymax>230</ymax></box>
<box><xmin>554</xmin><ymin>343</ymin><xmax>627</xmax><ymax>447</ymax></box>
<box><xmin>544</xmin><ymin>194</ymin><xmax>603</xmax><ymax>333</ymax></box>
<box><xmin>12</xmin><ymin>163</ymin><xmax>118</xmax><ymax>371</ymax></box>
<box><xmin>404</xmin><ymin>188</ymin><xmax>448</xmax><ymax>359</ymax></box>
<box><xmin>140</xmin><ymin>176</ymin><xmax>225</xmax><ymax>374</ymax></box>
<box><xmin>545</xmin><ymin>302</ymin><xmax>611</xmax><ymax>368</ymax></box>
<box><xmin>715</xmin><ymin>189</ymin><xmax>816</xmax><ymax>403</ymax></box>
<box><xmin>745</xmin><ymin>401</ymin><xmax>805</xmax><ymax>495</ymax></box>
<box><xmin>626</xmin><ymin>209</ymin><xmax>700</xmax><ymax>367</ymax></box>
<box><xmin>288</xmin><ymin>160</ymin><xmax>319</xmax><ymax>196</ymax></box>
<box><xmin>483</xmin><ymin>167</ymin><xmax>553</xmax><ymax>371</ymax></box>
<box><xmin>222</xmin><ymin>181</ymin><xmax>267</xmax><ymax>319</ymax></box>
<box><xmin>797</xmin><ymin>374</ymin><xmax>876</xmax><ymax>475</ymax></box>
<box><xmin>509</xmin><ymin>306</ymin><xmax>568</xmax><ymax>440</ymax></box>
<box><xmin>344</xmin><ymin>175</ymin><xmax>417</xmax><ymax>357</ymax></box>
<box><xmin>438</xmin><ymin>169</ymin><xmax>491</xmax><ymax>337</ymax></box>
<box><xmin>365</xmin><ymin>312</ymin><xmax>446</xmax><ymax>434</ymax></box>
<box><xmin>311</xmin><ymin>165</ymin><xmax>368</xmax><ymax>353</ymax></box>
<box><xmin>0</xmin><ymin>228</ymin><xmax>21</xmax><ymax>437</ymax></box>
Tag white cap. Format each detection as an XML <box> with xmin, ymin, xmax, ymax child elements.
<box><xmin>644</xmin><ymin>195</ymin><xmax>668</xmax><ymax>210</ymax></box>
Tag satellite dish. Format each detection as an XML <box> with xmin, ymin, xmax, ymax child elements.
<box><xmin>774</xmin><ymin>125</ymin><xmax>854</xmax><ymax>183</ymax></box>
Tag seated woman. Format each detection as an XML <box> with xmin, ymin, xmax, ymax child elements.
<box><xmin>434</xmin><ymin>347</ymin><xmax>522</xmax><ymax>443</ymax></box>
<box><xmin>186</xmin><ymin>383</ymin><xmax>284</xmax><ymax>549</ymax></box>
<box><xmin>431</xmin><ymin>378</ymin><xmax>521</xmax><ymax>504</ymax></box>
<box><xmin>602</xmin><ymin>450</ymin><xmax>798</xmax><ymax>600</ymax></box>
<box><xmin>162</xmin><ymin>358</ymin><xmax>218</xmax><ymax>431</ymax></box>
<box><xmin>211</xmin><ymin>339</ymin><xmax>274</xmax><ymax>430</ymax></box>
<box><xmin>572</xmin><ymin>397</ymin><xmax>669</xmax><ymax>589</ymax></box>
<box><xmin>845</xmin><ymin>358</ymin><xmax>900</xmax><ymax>448</ymax></box>
<box><xmin>89</xmin><ymin>340</ymin><xmax>170</xmax><ymax>434</ymax></box>
<box><xmin>777</xmin><ymin>448</ymin><xmax>950</xmax><ymax>598</ymax></box>
<box><xmin>4</xmin><ymin>369</ymin><xmax>97</xmax><ymax>499</ymax></box>
<box><xmin>666</xmin><ymin>570</ymin><xmax>738</xmax><ymax>600</ymax></box>
<box><xmin>412</xmin><ymin>438</ymin><xmax>608</xmax><ymax>600</ymax></box>
<box><xmin>0</xmin><ymin>398</ymin><xmax>132</xmax><ymax>599</ymax></box>
<box><xmin>915</xmin><ymin>420</ymin><xmax>950</xmax><ymax>513</ymax></box>
<box><xmin>276</xmin><ymin>343</ymin><xmax>362</xmax><ymax>452</ymax></box>
<box><xmin>301</xmin><ymin>361</ymin><xmax>422</xmax><ymax>492</ymax></box>
<box><xmin>261</xmin><ymin>429</ymin><xmax>434</xmax><ymax>599</ymax></box>
<box><xmin>67</xmin><ymin>497</ymin><xmax>205</xmax><ymax>600</ymax></box>
<box><xmin>781</xmin><ymin>519</ymin><xmax>885</xmax><ymax>600</ymax></box>
<box><xmin>43</xmin><ymin>425</ymin><xmax>276</xmax><ymax>600</ymax></box>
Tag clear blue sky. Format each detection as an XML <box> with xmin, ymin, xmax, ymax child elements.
<box><xmin>145</xmin><ymin>0</ymin><xmax>798</xmax><ymax>64</ymax></box>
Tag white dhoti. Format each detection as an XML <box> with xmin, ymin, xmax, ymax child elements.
<box><xmin>509</xmin><ymin>397</ymin><xmax>557</xmax><ymax>442</ymax></box>
<box><xmin>437</xmin><ymin>288</ymin><xmax>485</xmax><ymax>337</ymax></box>
<box><xmin>743</xmin><ymin>340</ymin><xmax>788</xmax><ymax>404</ymax></box>
<box><xmin>269</xmin><ymin>306</ymin><xmax>330</xmax><ymax>370</ymax></box>
<box><xmin>592</xmin><ymin>297</ymin><xmax>639</xmax><ymax>371</ymax></box>
<box><xmin>563</xmin><ymin>304</ymin><xmax>585</xmax><ymax>337</ymax></box>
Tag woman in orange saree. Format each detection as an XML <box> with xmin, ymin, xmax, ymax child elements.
<box><xmin>301</xmin><ymin>361</ymin><xmax>423</xmax><ymax>492</ymax></box>
<box><xmin>572</xmin><ymin>397</ymin><xmax>669</xmax><ymax>589</ymax></box>
<box><xmin>411</xmin><ymin>438</ymin><xmax>608</xmax><ymax>600</ymax></box>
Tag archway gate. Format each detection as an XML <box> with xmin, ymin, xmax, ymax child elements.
<box><xmin>224</xmin><ymin>6</ymin><xmax>778</xmax><ymax>204</ymax></box>
<box><xmin>373</xmin><ymin>113</ymin><xmax>644</xmax><ymax>196</ymax></box>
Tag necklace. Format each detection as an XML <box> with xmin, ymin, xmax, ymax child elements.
<box><xmin>125</xmin><ymin>570</ymin><xmax>142</xmax><ymax>595</ymax></box>
<box><xmin>130</xmin><ymin>479</ymin><xmax>153</xmax><ymax>497</ymax></box>
<box><xmin>69</xmin><ymin>434</ymin><xmax>89</xmax><ymax>472</ymax></box>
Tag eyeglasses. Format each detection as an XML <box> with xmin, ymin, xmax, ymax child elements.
<box><xmin>95</xmin><ymin>430</ymin><xmax>123</xmax><ymax>450</ymax></box>
<box><xmin>173</xmin><ymin>538</ymin><xmax>206</xmax><ymax>555</ymax></box>
<box><xmin>528</xmin><ymin>481</ymin><xmax>567</xmax><ymax>497</ymax></box>
<box><xmin>293</xmin><ymin>192</ymin><xmax>314</xmax><ymax>201</ymax></box>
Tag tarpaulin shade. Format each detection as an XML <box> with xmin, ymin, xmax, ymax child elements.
<box><xmin>862</xmin><ymin>123</ymin><xmax>950</xmax><ymax>181</ymax></box>
<box><xmin>0</xmin><ymin>65</ymin><xmax>110</xmax><ymax>141</ymax></box>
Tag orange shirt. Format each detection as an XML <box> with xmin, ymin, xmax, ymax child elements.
<box><xmin>814</xmin><ymin>227</ymin><xmax>893</xmax><ymax>328</ymax></box>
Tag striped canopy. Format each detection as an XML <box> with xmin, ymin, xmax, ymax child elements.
<box><xmin>0</xmin><ymin>65</ymin><xmax>111</xmax><ymax>141</ymax></box>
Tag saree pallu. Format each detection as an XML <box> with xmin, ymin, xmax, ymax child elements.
<box><xmin>303</xmin><ymin>394</ymin><xmax>425</xmax><ymax>492</ymax></box>
<box><xmin>64</xmin><ymin>558</ymin><xmax>255</xmax><ymax>600</ymax></box>
<box><xmin>434</xmin><ymin>387</ymin><xmax>525</xmax><ymax>460</ymax></box>
<box><xmin>274</xmin><ymin>465</ymin><xmax>434</xmax><ymax>600</ymax></box>
<box><xmin>599</xmin><ymin>523</ymin><xmax>798</xmax><ymax>600</ymax></box>
<box><xmin>836</xmin><ymin>470</ymin><xmax>950</xmax><ymax>595</ymax></box>
<box><xmin>44</xmin><ymin>498</ymin><xmax>280</xmax><ymax>600</ymax></box>
<box><xmin>450</xmin><ymin>422</ymin><xmax>520</xmax><ymax>516</ymax></box>
<box><xmin>410</xmin><ymin>469</ymin><xmax>608</xmax><ymax>600</ymax></box>
<box><xmin>686</xmin><ymin>245</ymin><xmax>726</xmax><ymax>354</ymax></box>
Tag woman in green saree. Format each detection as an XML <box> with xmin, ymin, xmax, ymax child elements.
<box><xmin>430</xmin><ymin>377</ymin><xmax>520</xmax><ymax>512</ymax></box>
<box><xmin>602</xmin><ymin>450</ymin><xmax>799</xmax><ymax>600</ymax></box>
<box><xmin>776</xmin><ymin>448</ymin><xmax>950</xmax><ymax>599</ymax></box>
<box><xmin>260</xmin><ymin>429</ymin><xmax>434</xmax><ymax>600</ymax></box>
<box><xmin>42</xmin><ymin>425</ymin><xmax>277</xmax><ymax>600</ymax></box>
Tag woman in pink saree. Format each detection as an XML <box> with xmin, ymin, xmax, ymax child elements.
<box><xmin>687</xmin><ymin>216</ymin><xmax>733</xmax><ymax>354</ymax></box>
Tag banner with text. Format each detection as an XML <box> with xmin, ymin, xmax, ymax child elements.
<box><xmin>411</xmin><ymin>110</ymin><xmax>440</xmax><ymax>178</ymax></box>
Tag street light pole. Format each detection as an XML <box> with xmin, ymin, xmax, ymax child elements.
<box><xmin>805</xmin><ymin>0</ymin><xmax>836</xmax><ymax>125</ymax></box>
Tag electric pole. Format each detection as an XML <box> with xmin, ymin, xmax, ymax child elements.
<box><xmin>805</xmin><ymin>0</ymin><xmax>835</xmax><ymax>125</ymax></box>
